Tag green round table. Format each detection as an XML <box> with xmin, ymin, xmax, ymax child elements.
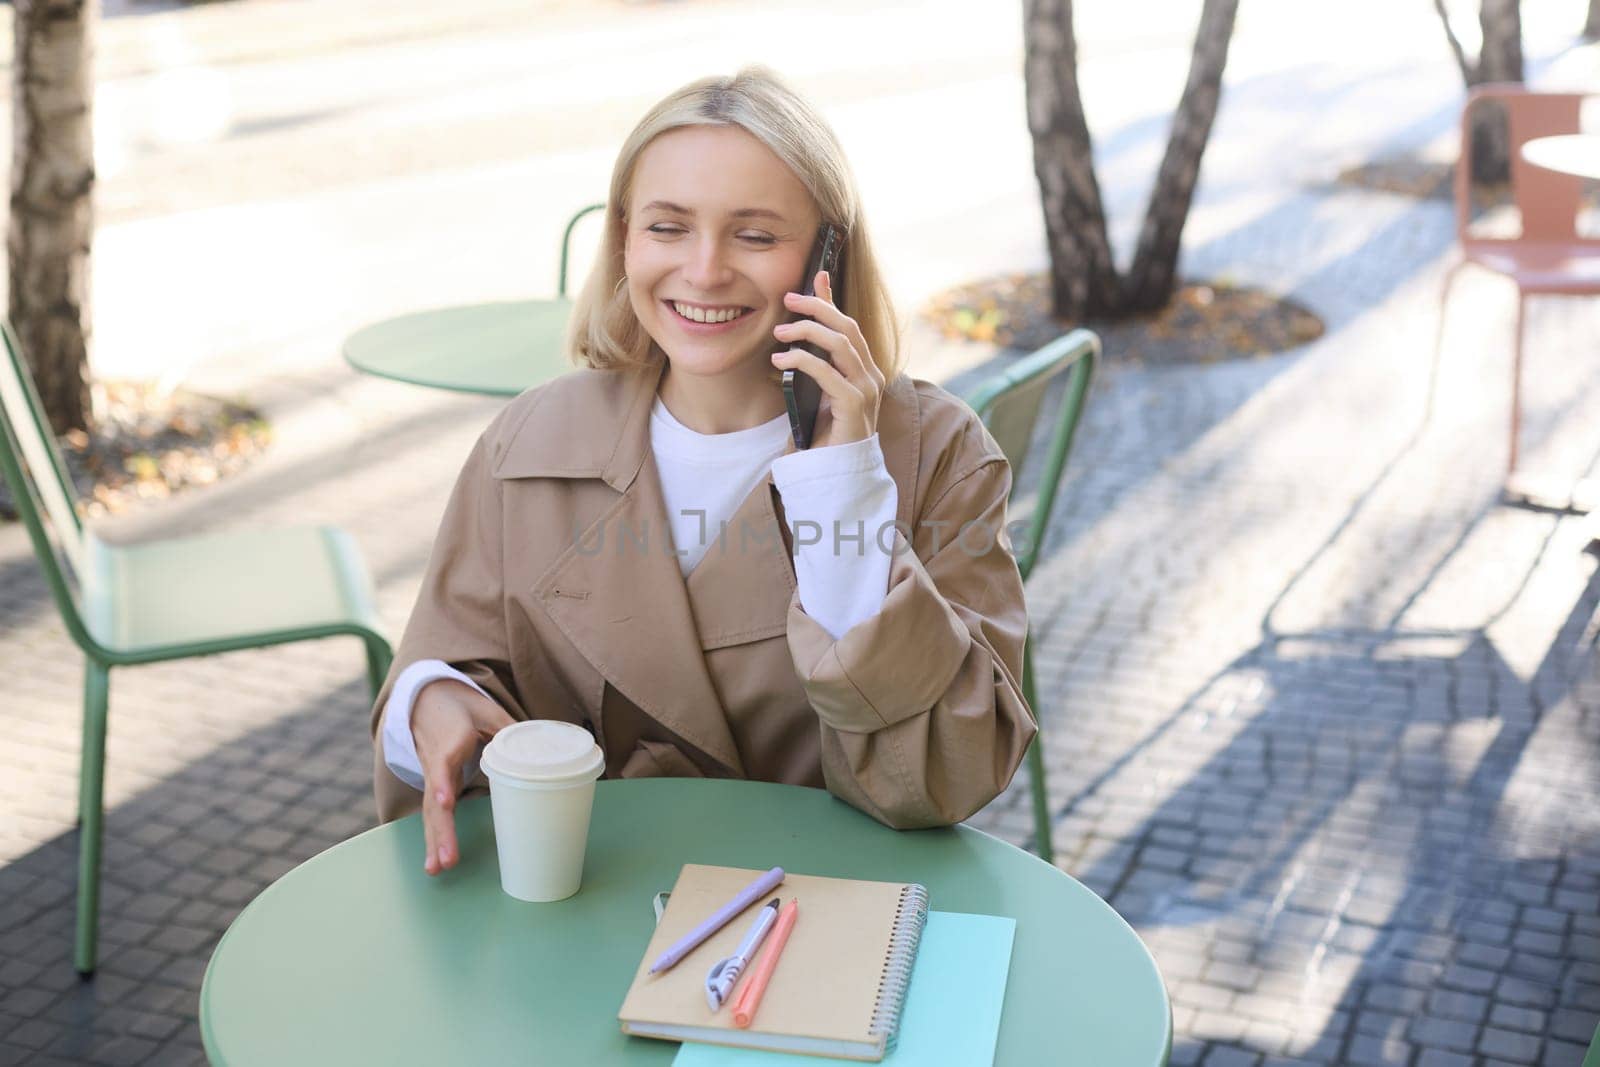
<box><xmin>200</xmin><ymin>780</ymin><xmax>1170</xmax><ymax>1065</ymax></box>
<box><xmin>342</xmin><ymin>299</ymin><xmax>576</xmax><ymax>397</ymax></box>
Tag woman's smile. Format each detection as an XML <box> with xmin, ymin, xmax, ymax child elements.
<box><xmin>664</xmin><ymin>299</ymin><xmax>758</xmax><ymax>332</ymax></box>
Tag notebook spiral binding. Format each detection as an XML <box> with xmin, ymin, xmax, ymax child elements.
<box><xmin>867</xmin><ymin>882</ymin><xmax>930</xmax><ymax>1050</ymax></box>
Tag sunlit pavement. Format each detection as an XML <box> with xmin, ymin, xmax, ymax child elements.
<box><xmin>1</xmin><ymin>0</ymin><xmax>1599</xmax><ymax>1063</ymax></box>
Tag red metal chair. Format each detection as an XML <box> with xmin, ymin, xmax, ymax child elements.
<box><xmin>1441</xmin><ymin>84</ymin><xmax>1600</xmax><ymax>477</ymax></box>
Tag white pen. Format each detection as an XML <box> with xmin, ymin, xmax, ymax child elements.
<box><xmin>705</xmin><ymin>897</ymin><xmax>781</xmax><ymax>1012</ymax></box>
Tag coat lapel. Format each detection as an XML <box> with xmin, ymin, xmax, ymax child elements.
<box><xmin>684</xmin><ymin>476</ymin><xmax>795</xmax><ymax>650</ymax></box>
<box><xmin>495</xmin><ymin>359</ymin><xmax>747</xmax><ymax>777</ymax></box>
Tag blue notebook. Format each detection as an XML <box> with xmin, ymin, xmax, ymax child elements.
<box><xmin>671</xmin><ymin>911</ymin><xmax>1016</xmax><ymax>1067</ymax></box>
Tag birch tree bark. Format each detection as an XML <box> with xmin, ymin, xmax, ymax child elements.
<box><xmin>1431</xmin><ymin>0</ymin><xmax>1523</xmax><ymax>183</ymax></box>
<box><xmin>1021</xmin><ymin>0</ymin><xmax>1119</xmax><ymax>320</ymax></box>
<box><xmin>11</xmin><ymin>0</ymin><xmax>96</xmax><ymax>434</ymax></box>
<box><xmin>1023</xmin><ymin>0</ymin><xmax>1239</xmax><ymax>320</ymax></box>
<box><xmin>1472</xmin><ymin>0</ymin><xmax>1523</xmax><ymax>182</ymax></box>
<box><xmin>1475</xmin><ymin>0</ymin><xmax>1523</xmax><ymax>83</ymax></box>
<box><xmin>1122</xmin><ymin>0</ymin><xmax>1240</xmax><ymax>312</ymax></box>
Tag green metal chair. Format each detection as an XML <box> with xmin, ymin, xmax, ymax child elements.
<box><xmin>1585</xmin><ymin>1022</ymin><xmax>1600</xmax><ymax>1067</ymax></box>
<box><xmin>0</xmin><ymin>322</ymin><xmax>393</xmax><ymax>977</ymax></box>
<box><xmin>965</xmin><ymin>328</ymin><xmax>1099</xmax><ymax>866</ymax></box>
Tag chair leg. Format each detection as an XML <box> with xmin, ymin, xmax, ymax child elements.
<box><xmin>1509</xmin><ymin>292</ymin><xmax>1526</xmax><ymax>477</ymax></box>
<box><xmin>1026</xmin><ymin>737</ymin><xmax>1054</xmax><ymax>867</ymax></box>
<box><xmin>1021</xmin><ymin>637</ymin><xmax>1055</xmax><ymax>866</ymax></box>
<box><xmin>364</xmin><ymin>636</ymin><xmax>393</xmax><ymax>704</ymax></box>
<box><xmin>75</xmin><ymin>660</ymin><xmax>110</xmax><ymax>979</ymax></box>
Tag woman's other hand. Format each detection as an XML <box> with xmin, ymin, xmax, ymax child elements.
<box><xmin>411</xmin><ymin>678</ymin><xmax>515</xmax><ymax>876</ymax></box>
<box><xmin>770</xmin><ymin>269</ymin><xmax>885</xmax><ymax>449</ymax></box>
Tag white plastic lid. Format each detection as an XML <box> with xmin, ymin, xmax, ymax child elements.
<box><xmin>480</xmin><ymin>720</ymin><xmax>604</xmax><ymax>786</ymax></box>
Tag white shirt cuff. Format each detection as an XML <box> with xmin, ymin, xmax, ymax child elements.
<box><xmin>380</xmin><ymin>659</ymin><xmax>492</xmax><ymax>793</ymax></box>
<box><xmin>770</xmin><ymin>434</ymin><xmax>898</xmax><ymax>641</ymax></box>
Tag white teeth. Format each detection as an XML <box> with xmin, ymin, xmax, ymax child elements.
<box><xmin>672</xmin><ymin>301</ymin><xmax>745</xmax><ymax>324</ymax></box>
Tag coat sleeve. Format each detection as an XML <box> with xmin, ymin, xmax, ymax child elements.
<box><xmin>785</xmin><ymin>452</ymin><xmax>1036</xmax><ymax>829</ymax></box>
<box><xmin>368</xmin><ymin>423</ymin><xmax>528</xmax><ymax>823</ymax></box>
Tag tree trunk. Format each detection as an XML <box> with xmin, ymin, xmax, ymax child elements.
<box><xmin>1587</xmin><ymin>0</ymin><xmax>1600</xmax><ymax>39</ymax></box>
<box><xmin>1476</xmin><ymin>0</ymin><xmax>1523</xmax><ymax>84</ymax></box>
<box><xmin>1431</xmin><ymin>0</ymin><xmax>1477</xmax><ymax>83</ymax></box>
<box><xmin>1022</xmin><ymin>0</ymin><xmax>1119</xmax><ymax>321</ymax></box>
<box><xmin>1122</xmin><ymin>0</ymin><xmax>1240</xmax><ymax>313</ymax></box>
<box><xmin>1430</xmin><ymin>0</ymin><xmax>1523</xmax><ymax>86</ymax></box>
<box><xmin>1467</xmin><ymin>0</ymin><xmax>1522</xmax><ymax>183</ymax></box>
<box><xmin>1428</xmin><ymin>0</ymin><xmax>1523</xmax><ymax>182</ymax></box>
<box><xmin>10</xmin><ymin>0</ymin><xmax>96</xmax><ymax>435</ymax></box>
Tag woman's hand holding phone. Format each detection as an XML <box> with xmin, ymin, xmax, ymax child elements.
<box><xmin>770</xmin><ymin>270</ymin><xmax>884</xmax><ymax>449</ymax></box>
<box><xmin>411</xmin><ymin>678</ymin><xmax>516</xmax><ymax>876</ymax></box>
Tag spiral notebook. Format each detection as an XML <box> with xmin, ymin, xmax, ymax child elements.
<box><xmin>618</xmin><ymin>864</ymin><xmax>929</xmax><ymax>1062</ymax></box>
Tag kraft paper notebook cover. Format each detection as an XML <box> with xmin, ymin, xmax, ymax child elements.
<box><xmin>670</xmin><ymin>911</ymin><xmax>1017</xmax><ymax>1067</ymax></box>
<box><xmin>618</xmin><ymin>864</ymin><xmax>929</xmax><ymax>1062</ymax></box>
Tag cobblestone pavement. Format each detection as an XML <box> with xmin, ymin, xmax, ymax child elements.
<box><xmin>957</xmin><ymin>190</ymin><xmax>1600</xmax><ymax>1065</ymax></box>
<box><xmin>4</xmin><ymin>2</ymin><xmax>1600</xmax><ymax>1065</ymax></box>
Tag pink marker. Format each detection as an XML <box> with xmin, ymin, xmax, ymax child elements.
<box><xmin>649</xmin><ymin>867</ymin><xmax>785</xmax><ymax>974</ymax></box>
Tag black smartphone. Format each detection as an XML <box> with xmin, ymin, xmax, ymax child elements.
<box><xmin>780</xmin><ymin>224</ymin><xmax>846</xmax><ymax>450</ymax></box>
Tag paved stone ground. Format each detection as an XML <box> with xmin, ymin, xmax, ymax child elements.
<box><xmin>955</xmin><ymin>187</ymin><xmax>1600</xmax><ymax>1065</ymax></box>
<box><xmin>3</xmin><ymin>2</ymin><xmax>1600</xmax><ymax>1066</ymax></box>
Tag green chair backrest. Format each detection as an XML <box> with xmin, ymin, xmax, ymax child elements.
<box><xmin>965</xmin><ymin>329</ymin><xmax>1099</xmax><ymax>582</ymax></box>
<box><xmin>0</xmin><ymin>321</ymin><xmax>96</xmax><ymax>653</ymax></box>
<box><xmin>557</xmin><ymin>203</ymin><xmax>608</xmax><ymax>299</ymax></box>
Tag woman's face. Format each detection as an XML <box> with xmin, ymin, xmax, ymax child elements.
<box><xmin>624</xmin><ymin>125</ymin><xmax>821</xmax><ymax>381</ymax></box>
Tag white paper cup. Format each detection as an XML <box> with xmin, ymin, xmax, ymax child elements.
<box><xmin>480</xmin><ymin>720</ymin><xmax>605</xmax><ymax>902</ymax></box>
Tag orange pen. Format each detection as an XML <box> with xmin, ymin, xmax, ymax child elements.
<box><xmin>731</xmin><ymin>898</ymin><xmax>799</xmax><ymax>1028</ymax></box>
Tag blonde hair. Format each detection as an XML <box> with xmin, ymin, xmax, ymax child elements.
<box><xmin>566</xmin><ymin>67</ymin><xmax>902</xmax><ymax>381</ymax></box>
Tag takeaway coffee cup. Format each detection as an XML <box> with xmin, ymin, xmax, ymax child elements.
<box><xmin>479</xmin><ymin>720</ymin><xmax>606</xmax><ymax>902</ymax></box>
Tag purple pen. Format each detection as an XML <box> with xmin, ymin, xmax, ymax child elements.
<box><xmin>649</xmin><ymin>866</ymin><xmax>785</xmax><ymax>974</ymax></box>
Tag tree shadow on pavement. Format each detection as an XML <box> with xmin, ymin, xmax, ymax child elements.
<box><xmin>1044</xmin><ymin>321</ymin><xmax>1600</xmax><ymax>1061</ymax></box>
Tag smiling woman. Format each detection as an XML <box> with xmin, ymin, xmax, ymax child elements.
<box><xmin>367</xmin><ymin>67</ymin><xmax>1039</xmax><ymax>878</ymax></box>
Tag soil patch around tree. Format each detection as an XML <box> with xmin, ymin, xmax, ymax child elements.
<box><xmin>0</xmin><ymin>382</ymin><xmax>271</xmax><ymax>522</ymax></box>
<box><xmin>1335</xmin><ymin>157</ymin><xmax>1455</xmax><ymax>201</ymax></box>
<box><xmin>921</xmin><ymin>273</ymin><xmax>1325</xmax><ymax>365</ymax></box>
<box><xmin>1331</xmin><ymin>156</ymin><xmax>1554</xmax><ymax>218</ymax></box>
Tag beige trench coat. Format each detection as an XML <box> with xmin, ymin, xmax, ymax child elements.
<box><xmin>369</xmin><ymin>359</ymin><xmax>1036</xmax><ymax>830</ymax></box>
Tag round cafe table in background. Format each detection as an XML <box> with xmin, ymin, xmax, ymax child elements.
<box><xmin>1520</xmin><ymin>133</ymin><xmax>1600</xmax><ymax>180</ymax></box>
<box><xmin>342</xmin><ymin>299</ymin><xmax>574</xmax><ymax>397</ymax></box>
<box><xmin>200</xmin><ymin>779</ymin><xmax>1171</xmax><ymax>1066</ymax></box>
